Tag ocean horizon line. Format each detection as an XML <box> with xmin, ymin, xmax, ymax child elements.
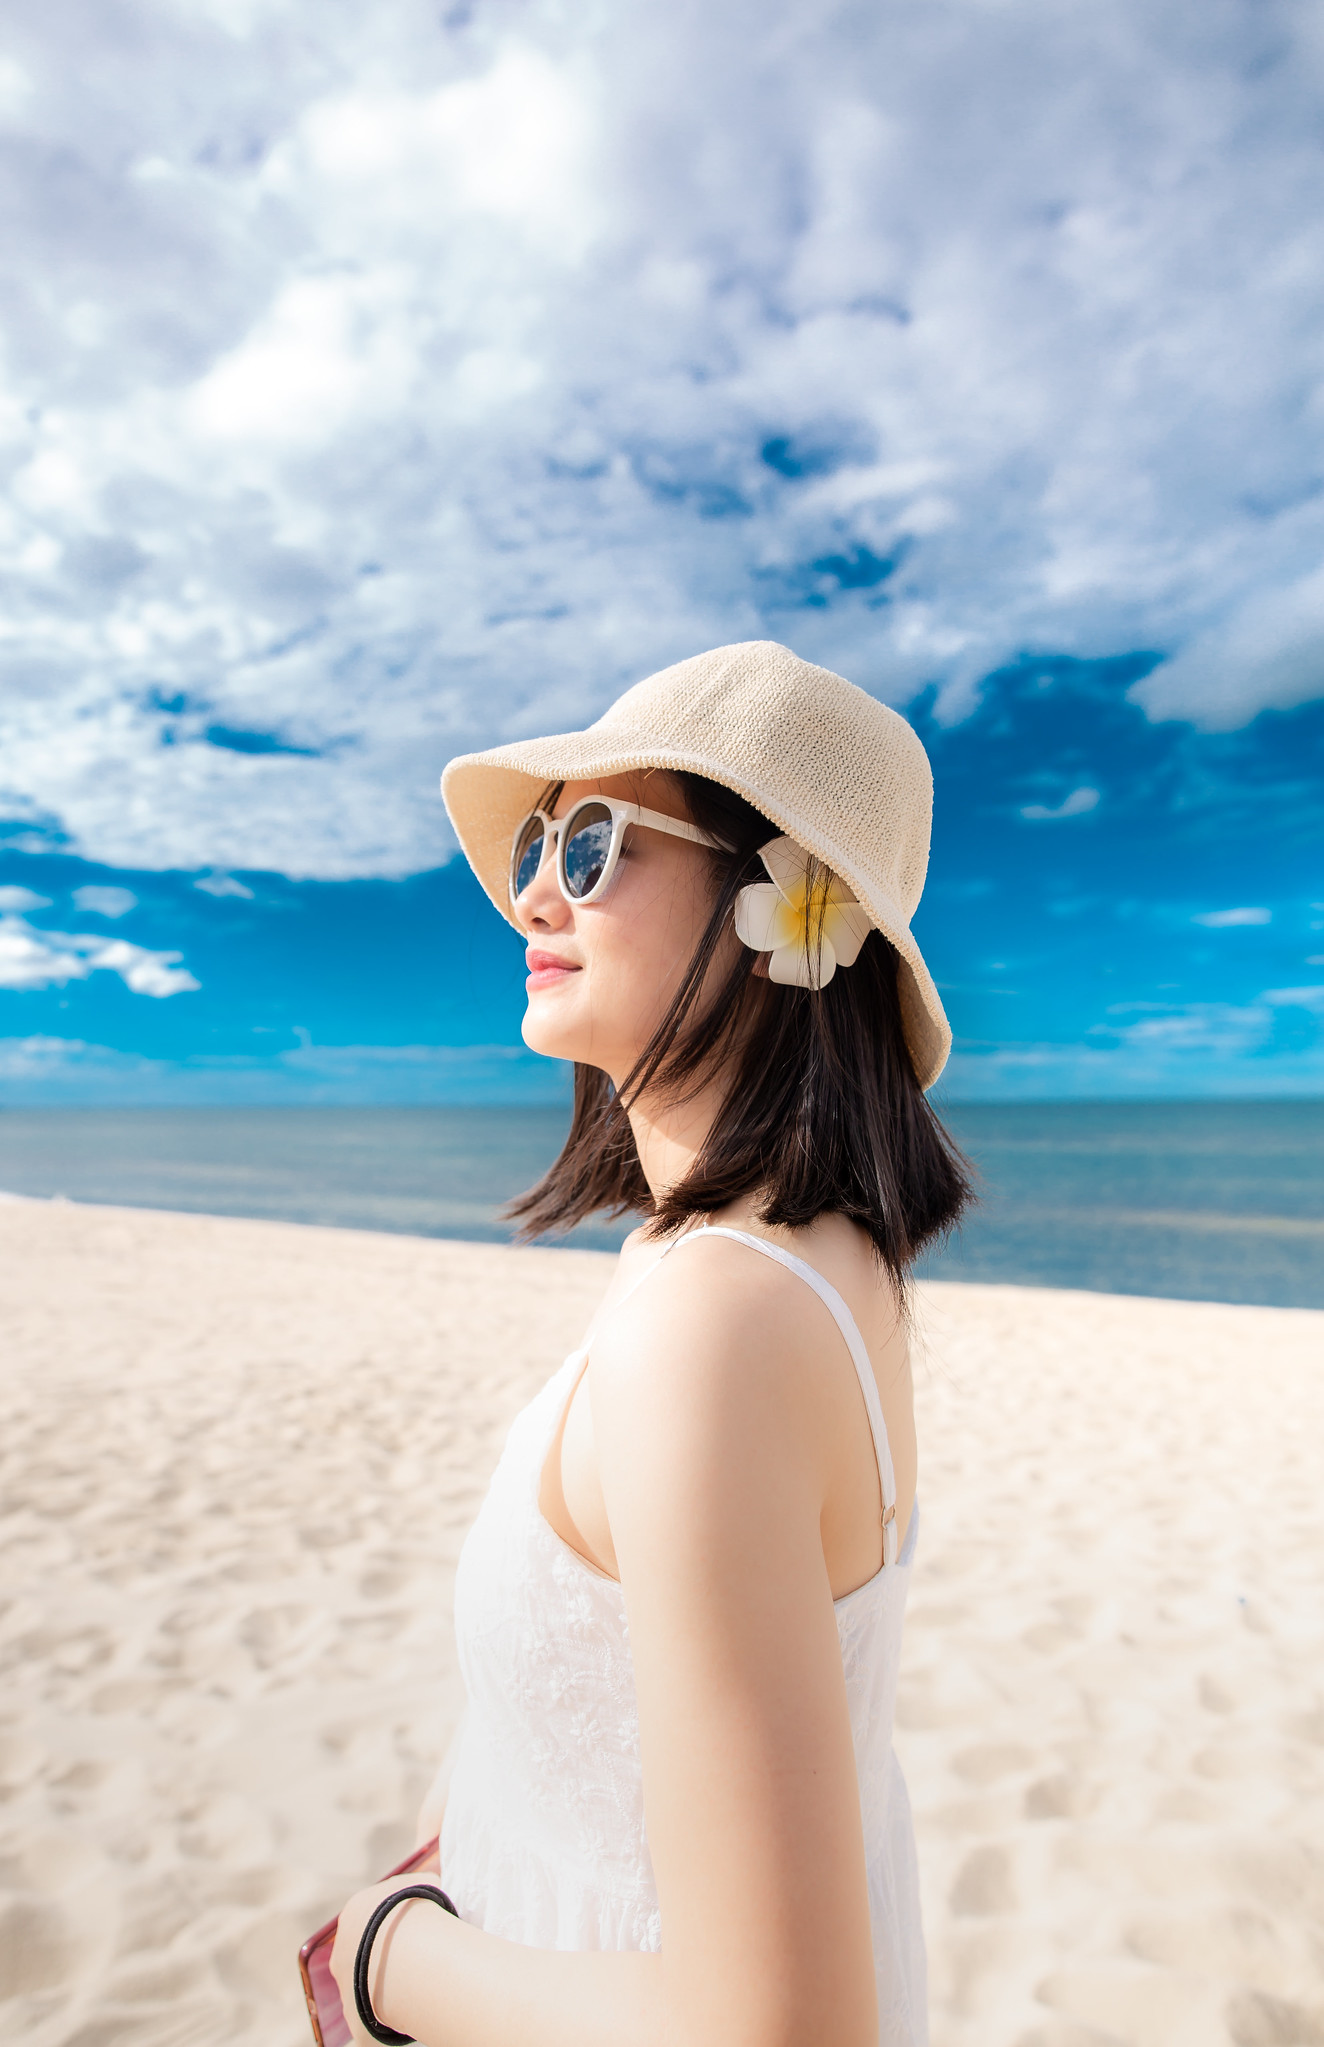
<box><xmin>3</xmin><ymin>1100</ymin><xmax>1321</xmax><ymax>1310</ymax></box>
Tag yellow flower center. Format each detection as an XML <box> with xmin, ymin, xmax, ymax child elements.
<box><xmin>783</xmin><ymin>869</ymin><xmax>836</xmax><ymax>940</ymax></box>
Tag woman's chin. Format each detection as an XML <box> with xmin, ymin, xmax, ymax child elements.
<box><xmin>521</xmin><ymin>1010</ymin><xmax>582</xmax><ymax>1062</ymax></box>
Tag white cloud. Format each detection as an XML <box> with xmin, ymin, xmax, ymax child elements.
<box><xmin>0</xmin><ymin>1034</ymin><xmax>136</xmax><ymax>1083</ymax></box>
<box><xmin>89</xmin><ymin>938</ymin><xmax>200</xmax><ymax>997</ymax></box>
<box><xmin>194</xmin><ymin>872</ymin><xmax>255</xmax><ymax>898</ymax></box>
<box><xmin>72</xmin><ymin>884</ymin><xmax>138</xmax><ymax>917</ymax></box>
<box><xmin>0</xmin><ymin>921</ymin><xmax>93</xmax><ymax>992</ymax></box>
<box><xmin>0</xmin><ymin>916</ymin><xmax>199</xmax><ymax>997</ymax></box>
<box><xmin>1263</xmin><ymin>984</ymin><xmax>1324</xmax><ymax>1014</ymax></box>
<box><xmin>1076</xmin><ymin>981</ymin><xmax>1324</xmax><ymax>1063</ymax></box>
<box><xmin>0</xmin><ymin>886</ymin><xmax>51</xmax><ymax>912</ymax></box>
<box><xmin>1</xmin><ymin>5</ymin><xmax>1324</xmax><ymax>878</ymax></box>
<box><xmin>0</xmin><ymin>1030</ymin><xmax>565</xmax><ymax>1103</ymax></box>
<box><xmin>1020</xmin><ymin>786</ymin><xmax>1100</xmax><ymax>822</ymax></box>
<box><xmin>943</xmin><ymin>981</ymin><xmax>1324</xmax><ymax>1098</ymax></box>
<box><xmin>278</xmin><ymin>1036</ymin><xmax>568</xmax><ymax>1101</ymax></box>
<box><xmin>942</xmin><ymin>1040</ymin><xmax>1324</xmax><ymax>1101</ymax></box>
<box><xmin>1134</xmin><ymin>564</ymin><xmax>1324</xmax><ymax>728</ymax></box>
<box><xmin>1192</xmin><ymin>906</ymin><xmax>1272</xmax><ymax>928</ymax></box>
<box><xmin>1096</xmin><ymin>1002</ymin><xmax>1272</xmax><ymax>1058</ymax></box>
<box><xmin>0</xmin><ymin>57</ymin><xmax>33</xmax><ymax>118</ymax></box>
<box><xmin>0</xmin><ymin>1036</ymin><xmax>115</xmax><ymax>1085</ymax></box>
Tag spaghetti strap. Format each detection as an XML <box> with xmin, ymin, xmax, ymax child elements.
<box><xmin>671</xmin><ymin>1225</ymin><xmax>901</xmax><ymax>1568</ymax></box>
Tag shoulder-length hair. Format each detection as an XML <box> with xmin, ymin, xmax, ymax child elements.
<box><xmin>507</xmin><ymin>771</ymin><xmax>971</xmax><ymax>1290</ymax></box>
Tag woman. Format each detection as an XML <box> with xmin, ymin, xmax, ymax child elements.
<box><xmin>331</xmin><ymin>640</ymin><xmax>969</xmax><ymax>2047</ymax></box>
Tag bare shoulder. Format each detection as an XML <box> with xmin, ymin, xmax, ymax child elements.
<box><xmin>600</xmin><ymin>1218</ymin><xmax>900</xmax><ymax>1367</ymax></box>
<box><xmin>595</xmin><ymin>1221</ymin><xmax>672</xmax><ymax>1308</ymax></box>
<box><xmin>588</xmin><ymin>1230</ymin><xmax>839</xmax><ymax>1470</ymax></box>
<box><xmin>618</xmin><ymin>1221</ymin><xmax>656</xmax><ymax>1260</ymax></box>
<box><xmin>603</xmin><ymin>1225</ymin><xmax>829</xmax><ymax>1356</ymax></box>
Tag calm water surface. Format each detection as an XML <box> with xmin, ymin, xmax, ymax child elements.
<box><xmin>1</xmin><ymin>1102</ymin><xmax>1320</xmax><ymax>1308</ymax></box>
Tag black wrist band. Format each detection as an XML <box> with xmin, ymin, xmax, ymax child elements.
<box><xmin>353</xmin><ymin>1882</ymin><xmax>459</xmax><ymax>2046</ymax></box>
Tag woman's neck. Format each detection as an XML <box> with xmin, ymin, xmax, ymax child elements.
<box><xmin>625</xmin><ymin>1079</ymin><xmax>726</xmax><ymax>1202</ymax></box>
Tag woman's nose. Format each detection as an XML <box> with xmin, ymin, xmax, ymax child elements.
<box><xmin>514</xmin><ymin>850</ymin><xmax>570</xmax><ymax>933</ymax></box>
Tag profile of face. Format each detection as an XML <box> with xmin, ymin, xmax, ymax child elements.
<box><xmin>513</xmin><ymin>773</ymin><xmax>731</xmax><ymax>1086</ymax></box>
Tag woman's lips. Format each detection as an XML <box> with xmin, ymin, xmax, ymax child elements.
<box><xmin>525</xmin><ymin>949</ymin><xmax>581</xmax><ymax>990</ymax></box>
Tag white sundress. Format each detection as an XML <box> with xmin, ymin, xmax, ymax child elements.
<box><xmin>438</xmin><ymin>1225</ymin><xmax>928</xmax><ymax>2047</ymax></box>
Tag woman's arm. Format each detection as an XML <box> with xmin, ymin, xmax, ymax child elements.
<box><xmin>332</xmin><ymin>1239</ymin><xmax>879</xmax><ymax>2047</ymax></box>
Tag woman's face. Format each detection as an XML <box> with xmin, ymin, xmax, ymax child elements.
<box><xmin>513</xmin><ymin>773</ymin><xmax>724</xmax><ymax>1084</ymax></box>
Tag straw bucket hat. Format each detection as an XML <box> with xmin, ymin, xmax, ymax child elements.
<box><xmin>441</xmin><ymin>639</ymin><xmax>951</xmax><ymax>1089</ymax></box>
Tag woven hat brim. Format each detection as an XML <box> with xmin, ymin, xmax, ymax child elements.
<box><xmin>441</xmin><ymin>736</ymin><xmax>952</xmax><ymax>1091</ymax></box>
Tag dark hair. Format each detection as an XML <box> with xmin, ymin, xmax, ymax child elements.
<box><xmin>507</xmin><ymin>772</ymin><xmax>972</xmax><ymax>1292</ymax></box>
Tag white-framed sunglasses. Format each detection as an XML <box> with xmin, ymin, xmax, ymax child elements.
<box><xmin>509</xmin><ymin>796</ymin><xmax>723</xmax><ymax>907</ymax></box>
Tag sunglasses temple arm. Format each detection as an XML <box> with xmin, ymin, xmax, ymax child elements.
<box><xmin>631</xmin><ymin>805</ymin><xmax>723</xmax><ymax>849</ymax></box>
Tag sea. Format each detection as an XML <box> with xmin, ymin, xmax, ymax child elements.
<box><xmin>1</xmin><ymin>1101</ymin><xmax>1321</xmax><ymax>1310</ymax></box>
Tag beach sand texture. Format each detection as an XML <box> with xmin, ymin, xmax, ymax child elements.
<box><xmin>1</xmin><ymin>1198</ymin><xmax>1321</xmax><ymax>2047</ymax></box>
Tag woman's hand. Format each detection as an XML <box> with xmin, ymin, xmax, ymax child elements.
<box><xmin>329</xmin><ymin>1882</ymin><xmax>395</xmax><ymax>2046</ymax></box>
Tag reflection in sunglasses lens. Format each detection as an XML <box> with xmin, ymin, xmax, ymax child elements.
<box><xmin>562</xmin><ymin>806</ymin><xmax>614</xmax><ymax>899</ymax></box>
<box><xmin>513</xmin><ymin>817</ymin><xmax>546</xmax><ymax>897</ymax></box>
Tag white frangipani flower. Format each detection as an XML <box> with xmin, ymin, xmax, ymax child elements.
<box><xmin>733</xmin><ymin>835</ymin><xmax>872</xmax><ymax>989</ymax></box>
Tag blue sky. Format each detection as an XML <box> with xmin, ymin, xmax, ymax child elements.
<box><xmin>1</xmin><ymin>0</ymin><xmax>1322</xmax><ymax>1102</ymax></box>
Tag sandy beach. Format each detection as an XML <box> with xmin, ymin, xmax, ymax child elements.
<box><xmin>1</xmin><ymin>1196</ymin><xmax>1321</xmax><ymax>2047</ymax></box>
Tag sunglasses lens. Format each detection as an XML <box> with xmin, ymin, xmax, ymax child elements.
<box><xmin>512</xmin><ymin>816</ymin><xmax>546</xmax><ymax>898</ymax></box>
<box><xmin>561</xmin><ymin>803</ymin><xmax>614</xmax><ymax>899</ymax></box>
